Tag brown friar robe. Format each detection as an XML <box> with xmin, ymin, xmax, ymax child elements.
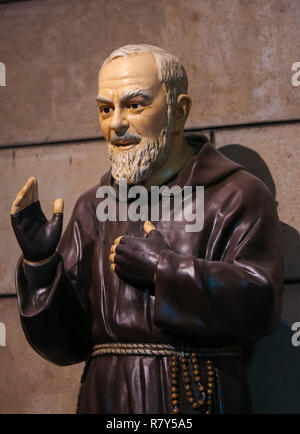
<box><xmin>15</xmin><ymin>134</ymin><xmax>283</xmax><ymax>414</ymax></box>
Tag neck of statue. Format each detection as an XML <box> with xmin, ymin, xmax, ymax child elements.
<box><xmin>141</xmin><ymin>132</ymin><xmax>197</xmax><ymax>190</ymax></box>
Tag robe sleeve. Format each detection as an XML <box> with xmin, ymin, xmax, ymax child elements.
<box><xmin>15</xmin><ymin>198</ymin><xmax>93</xmax><ymax>366</ymax></box>
<box><xmin>153</xmin><ymin>176</ymin><xmax>284</xmax><ymax>345</ymax></box>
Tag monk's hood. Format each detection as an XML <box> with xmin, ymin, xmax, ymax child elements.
<box><xmin>172</xmin><ymin>133</ymin><xmax>243</xmax><ymax>189</ymax></box>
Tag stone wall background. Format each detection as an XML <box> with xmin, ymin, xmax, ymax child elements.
<box><xmin>0</xmin><ymin>0</ymin><xmax>299</xmax><ymax>413</ymax></box>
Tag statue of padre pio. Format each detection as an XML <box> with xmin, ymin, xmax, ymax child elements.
<box><xmin>11</xmin><ymin>44</ymin><xmax>283</xmax><ymax>414</ymax></box>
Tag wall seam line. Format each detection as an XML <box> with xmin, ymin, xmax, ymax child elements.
<box><xmin>1</xmin><ymin>118</ymin><xmax>300</xmax><ymax>150</ymax></box>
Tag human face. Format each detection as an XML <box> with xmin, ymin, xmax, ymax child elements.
<box><xmin>97</xmin><ymin>53</ymin><xmax>168</xmax><ymax>147</ymax></box>
<box><xmin>97</xmin><ymin>54</ymin><xmax>172</xmax><ymax>184</ymax></box>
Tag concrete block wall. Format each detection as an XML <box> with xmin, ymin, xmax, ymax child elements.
<box><xmin>0</xmin><ymin>0</ymin><xmax>299</xmax><ymax>413</ymax></box>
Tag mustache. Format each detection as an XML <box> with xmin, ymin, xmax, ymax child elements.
<box><xmin>110</xmin><ymin>133</ymin><xmax>141</xmax><ymax>145</ymax></box>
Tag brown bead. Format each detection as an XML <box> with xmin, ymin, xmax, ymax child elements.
<box><xmin>193</xmin><ymin>364</ymin><xmax>200</xmax><ymax>370</ymax></box>
<box><xmin>183</xmin><ymin>371</ymin><xmax>190</xmax><ymax>377</ymax></box>
<box><xmin>188</xmin><ymin>397</ymin><xmax>195</xmax><ymax>404</ymax></box>
<box><xmin>182</xmin><ymin>365</ymin><xmax>188</xmax><ymax>371</ymax></box>
<box><xmin>172</xmin><ymin>399</ymin><xmax>179</xmax><ymax>406</ymax></box>
<box><xmin>207</xmin><ymin>388</ymin><xmax>213</xmax><ymax>395</ymax></box>
<box><xmin>185</xmin><ymin>384</ymin><xmax>191</xmax><ymax>391</ymax></box>
<box><xmin>171</xmin><ymin>373</ymin><xmax>177</xmax><ymax>379</ymax></box>
<box><xmin>195</xmin><ymin>376</ymin><xmax>201</xmax><ymax>382</ymax></box>
<box><xmin>206</xmin><ymin>360</ymin><xmax>212</xmax><ymax>364</ymax></box>
<box><xmin>191</xmin><ymin>357</ymin><xmax>197</xmax><ymax>364</ymax></box>
<box><xmin>172</xmin><ymin>379</ymin><xmax>178</xmax><ymax>385</ymax></box>
<box><xmin>207</xmin><ymin>399</ymin><xmax>212</xmax><ymax>406</ymax></box>
<box><xmin>198</xmin><ymin>399</ymin><xmax>205</xmax><ymax>406</ymax></box>
<box><xmin>186</xmin><ymin>390</ymin><xmax>194</xmax><ymax>397</ymax></box>
<box><xmin>206</xmin><ymin>410</ymin><xmax>211</xmax><ymax>415</ymax></box>
<box><xmin>171</xmin><ymin>386</ymin><xmax>178</xmax><ymax>393</ymax></box>
<box><xmin>198</xmin><ymin>385</ymin><xmax>205</xmax><ymax>392</ymax></box>
<box><xmin>171</xmin><ymin>366</ymin><xmax>178</xmax><ymax>372</ymax></box>
<box><xmin>184</xmin><ymin>377</ymin><xmax>191</xmax><ymax>384</ymax></box>
<box><xmin>171</xmin><ymin>393</ymin><xmax>178</xmax><ymax>399</ymax></box>
<box><xmin>192</xmin><ymin>402</ymin><xmax>198</xmax><ymax>409</ymax></box>
<box><xmin>208</xmin><ymin>382</ymin><xmax>214</xmax><ymax>388</ymax></box>
<box><xmin>193</xmin><ymin>370</ymin><xmax>200</xmax><ymax>376</ymax></box>
<box><xmin>172</xmin><ymin>408</ymin><xmax>180</xmax><ymax>414</ymax></box>
<box><xmin>191</xmin><ymin>352</ymin><xmax>197</xmax><ymax>358</ymax></box>
<box><xmin>171</xmin><ymin>360</ymin><xmax>178</xmax><ymax>367</ymax></box>
<box><xmin>171</xmin><ymin>355</ymin><xmax>177</xmax><ymax>360</ymax></box>
<box><xmin>208</xmin><ymin>369</ymin><xmax>214</xmax><ymax>376</ymax></box>
<box><xmin>181</xmin><ymin>357</ymin><xmax>188</xmax><ymax>364</ymax></box>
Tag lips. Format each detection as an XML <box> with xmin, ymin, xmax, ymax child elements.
<box><xmin>112</xmin><ymin>139</ymin><xmax>140</xmax><ymax>149</ymax></box>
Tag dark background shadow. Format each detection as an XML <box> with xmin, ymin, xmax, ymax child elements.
<box><xmin>219</xmin><ymin>144</ymin><xmax>300</xmax><ymax>413</ymax></box>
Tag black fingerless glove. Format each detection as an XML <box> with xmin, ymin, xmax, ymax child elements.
<box><xmin>114</xmin><ymin>230</ymin><xmax>169</xmax><ymax>288</ymax></box>
<box><xmin>11</xmin><ymin>201</ymin><xmax>63</xmax><ymax>261</ymax></box>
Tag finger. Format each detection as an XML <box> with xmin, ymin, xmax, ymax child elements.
<box><xmin>11</xmin><ymin>177</ymin><xmax>36</xmax><ymax>215</ymax></box>
<box><xmin>10</xmin><ymin>202</ymin><xmax>19</xmax><ymax>215</ymax></box>
<box><xmin>144</xmin><ymin>220</ymin><xmax>156</xmax><ymax>236</ymax></box>
<box><xmin>53</xmin><ymin>198</ymin><xmax>64</xmax><ymax>214</ymax></box>
<box><xmin>110</xmin><ymin>244</ymin><xmax>118</xmax><ymax>253</ymax></box>
<box><xmin>18</xmin><ymin>178</ymin><xmax>35</xmax><ymax>202</ymax></box>
<box><xmin>114</xmin><ymin>235</ymin><xmax>123</xmax><ymax>245</ymax></box>
<box><xmin>109</xmin><ymin>244</ymin><xmax>134</xmax><ymax>270</ymax></box>
<box><xmin>21</xmin><ymin>177</ymin><xmax>35</xmax><ymax>197</ymax></box>
<box><xmin>23</xmin><ymin>177</ymin><xmax>36</xmax><ymax>202</ymax></box>
<box><xmin>11</xmin><ymin>192</ymin><xmax>25</xmax><ymax>211</ymax></box>
<box><xmin>110</xmin><ymin>241</ymin><xmax>125</xmax><ymax>253</ymax></box>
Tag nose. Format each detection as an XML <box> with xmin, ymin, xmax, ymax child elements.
<box><xmin>110</xmin><ymin>107</ymin><xmax>129</xmax><ymax>136</ymax></box>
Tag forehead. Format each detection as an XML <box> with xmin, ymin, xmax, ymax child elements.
<box><xmin>98</xmin><ymin>53</ymin><xmax>160</xmax><ymax>93</ymax></box>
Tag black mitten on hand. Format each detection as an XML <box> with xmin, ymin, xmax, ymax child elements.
<box><xmin>11</xmin><ymin>201</ymin><xmax>63</xmax><ymax>261</ymax></box>
<box><xmin>114</xmin><ymin>230</ymin><xmax>169</xmax><ymax>288</ymax></box>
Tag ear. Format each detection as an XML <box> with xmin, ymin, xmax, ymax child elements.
<box><xmin>173</xmin><ymin>94</ymin><xmax>192</xmax><ymax>134</ymax></box>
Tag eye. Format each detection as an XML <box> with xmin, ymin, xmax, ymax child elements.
<box><xmin>130</xmin><ymin>102</ymin><xmax>141</xmax><ymax>110</ymax></box>
<box><xmin>101</xmin><ymin>106</ymin><xmax>113</xmax><ymax>114</ymax></box>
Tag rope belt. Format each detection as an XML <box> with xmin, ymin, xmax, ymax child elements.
<box><xmin>91</xmin><ymin>342</ymin><xmax>242</xmax><ymax>358</ymax></box>
<box><xmin>86</xmin><ymin>343</ymin><xmax>243</xmax><ymax>415</ymax></box>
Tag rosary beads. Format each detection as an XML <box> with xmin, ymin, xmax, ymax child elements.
<box><xmin>171</xmin><ymin>352</ymin><xmax>215</xmax><ymax>414</ymax></box>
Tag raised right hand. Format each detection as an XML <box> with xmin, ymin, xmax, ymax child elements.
<box><xmin>10</xmin><ymin>177</ymin><xmax>64</xmax><ymax>262</ymax></box>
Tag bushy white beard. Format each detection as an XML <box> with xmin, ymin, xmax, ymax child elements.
<box><xmin>108</xmin><ymin>125</ymin><xmax>172</xmax><ymax>185</ymax></box>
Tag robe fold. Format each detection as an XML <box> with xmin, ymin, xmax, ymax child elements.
<box><xmin>15</xmin><ymin>134</ymin><xmax>283</xmax><ymax>413</ymax></box>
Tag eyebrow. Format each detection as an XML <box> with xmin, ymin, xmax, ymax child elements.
<box><xmin>120</xmin><ymin>89</ymin><xmax>151</xmax><ymax>102</ymax></box>
<box><xmin>96</xmin><ymin>89</ymin><xmax>151</xmax><ymax>104</ymax></box>
<box><xmin>96</xmin><ymin>94</ymin><xmax>113</xmax><ymax>104</ymax></box>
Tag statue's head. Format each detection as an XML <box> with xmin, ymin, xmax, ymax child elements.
<box><xmin>97</xmin><ymin>44</ymin><xmax>191</xmax><ymax>185</ymax></box>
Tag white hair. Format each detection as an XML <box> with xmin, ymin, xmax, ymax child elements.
<box><xmin>108</xmin><ymin>126</ymin><xmax>171</xmax><ymax>185</ymax></box>
<box><xmin>103</xmin><ymin>44</ymin><xmax>188</xmax><ymax>109</ymax></box>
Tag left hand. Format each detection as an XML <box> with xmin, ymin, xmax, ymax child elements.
<box><xmin>109</xmin><ymin>221</ymin><xmax>169</xmax><ymax>288</ymax></box>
